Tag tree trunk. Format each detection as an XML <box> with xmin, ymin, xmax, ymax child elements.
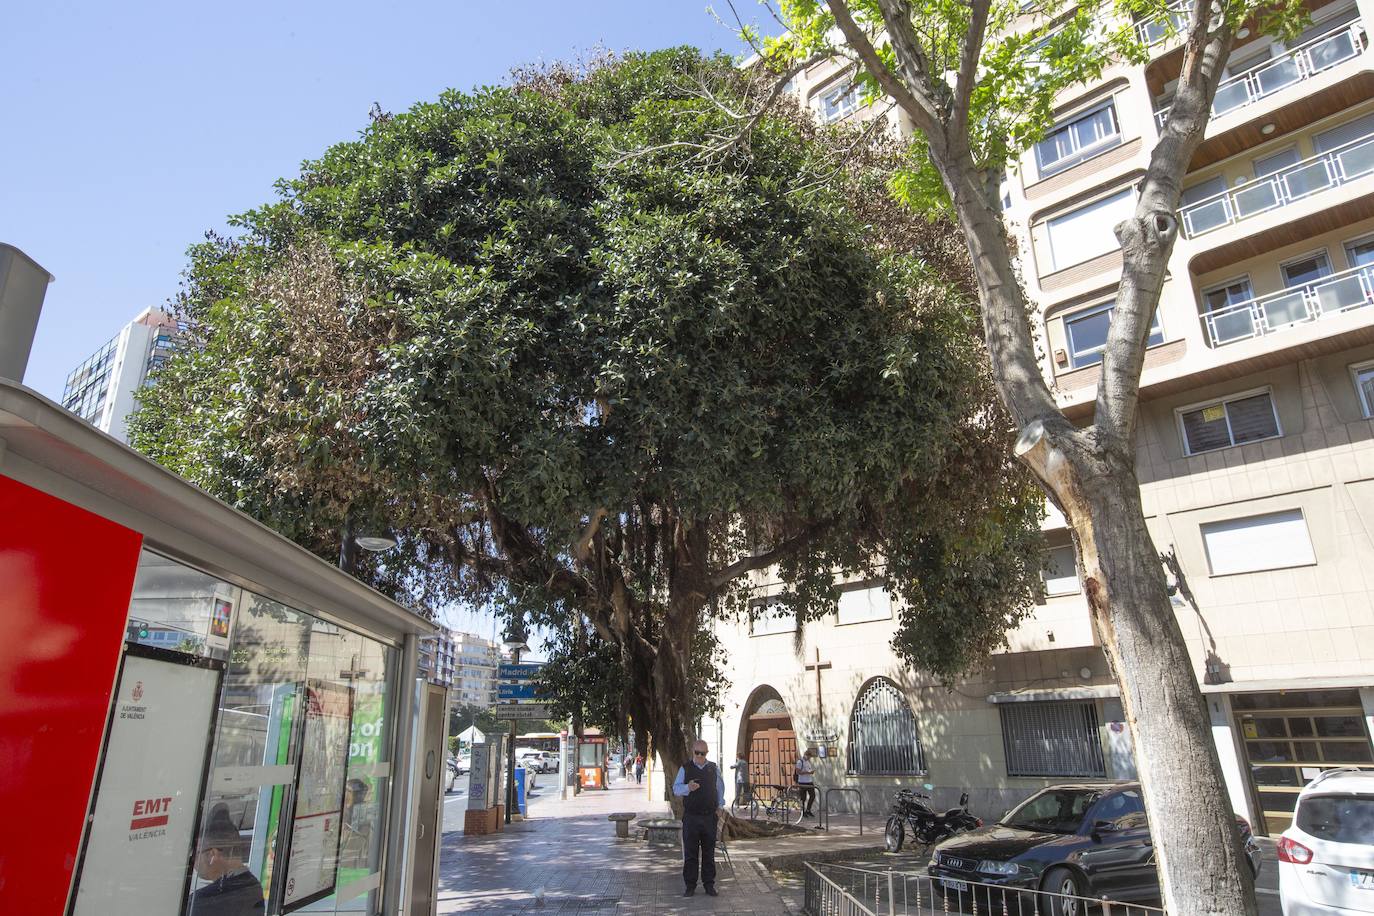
<box><xmin>1019</xmin><ymin>426</ymin><xmax>1257</xmax><ymax>916</ymax></box>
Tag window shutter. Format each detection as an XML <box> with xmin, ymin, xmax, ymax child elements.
<box><xmin>1000</xmin><ymin>702</ymin><xmax>1106</xmax><ymax>777</ymax></box>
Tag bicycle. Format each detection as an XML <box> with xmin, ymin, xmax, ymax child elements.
<box><xmin>757</xmin><ymin>783</ymin><xmax>804</xmax><ymax>826</ymax></box>
<box><xmin>730</xmin><ymin>784</ymin><xmax>760</xmax><ymax>820</ymax></box>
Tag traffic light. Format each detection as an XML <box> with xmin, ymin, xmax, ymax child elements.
<box><xmin>126</xmin><ymin>621</ymin><xmax>150</xmax><ymax>642</ymax></box>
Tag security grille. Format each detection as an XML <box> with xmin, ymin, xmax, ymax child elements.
<box><xmin>1000</xmin><ymin>701</ymin><xmax>1106</xmax><ymax>777</ymax></box>
<box><xmin>847</xmin><ymin>677</ymin><xmax>926</xmax><ymax>775</ymax></box>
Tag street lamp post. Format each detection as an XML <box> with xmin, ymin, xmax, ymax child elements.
<box><xmin>337</xmin><ymin>510</ymin><xmax>398</xmax><ymax>575</ymax></box>
<box><xmin>501</xmin><ymin>628</ymin><xmax>529</xmax><ymax>825</ymax></box>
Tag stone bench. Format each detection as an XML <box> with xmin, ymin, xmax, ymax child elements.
<box><xmin>608</xmin><ymin>812</ymin><xmax>637</xmax><ymax>838</ymax></box>
<box><xmin>636</xmin><ymin>817</ymin><xmax>683</xmax><ymax>847</ymax></box>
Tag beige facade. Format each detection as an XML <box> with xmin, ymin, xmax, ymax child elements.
<box><xmin>710</xmin><ymin>0</ymin><xmax>1374</xmax><ymax>835</ymax></box>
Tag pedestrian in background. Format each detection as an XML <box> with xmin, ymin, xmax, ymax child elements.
<box><xmin>634</xmin><ymin>753</ymin><xmax>644</xmax><ymax>784</ymax></box>
<box><xmin>794</xmin><ymin>747</ymin><xmax>819</xmax><ymax>818</ymax></box>
<box><xmin>672</xmin><ymin>739</ymin><xmax>725</xmax><ymax>897</ymax></box>
<box><xmin>730</xmin><ymin>751</ymin><xmax>750</xmax><ymax>804</ymax></box>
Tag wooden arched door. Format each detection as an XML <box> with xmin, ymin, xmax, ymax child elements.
<box><xmin>744</xmin><ymin>700</ymin><xmax>796</xmax><ymax>792</ymax></box>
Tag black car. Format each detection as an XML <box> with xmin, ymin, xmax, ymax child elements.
<box><xmin>927</xmin><ymin>782</ymin><xmax>1261</xmax><ymax>913</ymax></box>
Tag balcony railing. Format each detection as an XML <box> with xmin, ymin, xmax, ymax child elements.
<box><xmin>1135</xmin><ymin>0</ymin><xmax>1191</xmax><ymax>47</ymax></box>
<box><xmin>1203</xmin><ymin>262</ymin><xmax>1374</xmax><ymax>346</ymax></box>
<box><xmin>1178</xmin><ymin>128</ymin><xmax>1374</xmax><ymax>237</ymax></box>
<box><xmin>1155</xmin><ymin>21</ymin><xmax>1365</xmax><ymax>131</ymax></box>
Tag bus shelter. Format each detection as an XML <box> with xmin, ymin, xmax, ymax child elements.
<box><xmin>0</xmin><ymin>368</ymin><xmax>445</xmax><ymax>916</ymax></box>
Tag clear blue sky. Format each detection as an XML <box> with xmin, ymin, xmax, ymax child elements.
<box><xmin>2</xmin><ymin>0</ymin><xmax>762</xmax><ymax>406</ymax></box>
<box><xmin>2</xmin><ymin>0</ymin><xmax>764</xmax><ymax>642</ymax></box>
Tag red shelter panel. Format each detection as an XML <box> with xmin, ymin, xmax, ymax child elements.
<box><xmin>0</xmin><ymin>473</ymin><xmax>143</xmax><ymax>913</ymax></box>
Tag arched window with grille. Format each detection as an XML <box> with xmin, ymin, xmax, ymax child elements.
<box><xmin>847</xmin><ymin>677</ymin><xmax>926</xmax><ymax>775</ymax></box>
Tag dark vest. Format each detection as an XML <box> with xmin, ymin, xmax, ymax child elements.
<box><xmin>683</xmin><ymin>760</ymin><xmax>719</xmax><ymax>816</ymax></box>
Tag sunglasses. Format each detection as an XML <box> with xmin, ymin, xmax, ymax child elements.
<box><xmin>693</xmin><ymin>750</ymin><xmax>707</xmax><ymax>756</ymax></box>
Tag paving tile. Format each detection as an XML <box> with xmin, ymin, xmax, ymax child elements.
<box><xmin>438</xmin><ymin>775</ymin><xmax>885</xmax><ymax>915</ymax></box>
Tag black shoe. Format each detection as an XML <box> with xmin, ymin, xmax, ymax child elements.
<box><xmin>683</xmin><ymin>887</ymin><xmax>695</xmax><ymax>897</ymax></box>
<box><xmin>803</xmin><ymin>811</ymin><xmax>814</xmax><ymax>818</ymax></box>
<box><xmin>704</xmin><ymin>886</ymin><xmax>718</xmax><ymax>897</ymax></box>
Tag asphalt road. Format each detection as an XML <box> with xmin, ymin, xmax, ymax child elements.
<box><xmin>442</xmin><ymin>767</ymin><xmax>565</xmax><ymax>834</ymax></box>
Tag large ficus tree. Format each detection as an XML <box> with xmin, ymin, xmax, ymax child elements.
<box><xmin>132</xmin><ymin>48</ymin><xmax>1045</xmax><ymax>799</ymax></box>
<box><xmin>761</xmin><ymin>0</ymin><xmax>1309</xmax><ymax>911</ymax></box>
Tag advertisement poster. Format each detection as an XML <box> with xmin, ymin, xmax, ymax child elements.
<box><xmin>282</xmin><ymin>681</ymin><xmax>353</xmax><ymax>910</ymax></box>
<box><xmin>70</xmin><ymin>650</ymin><xmax>222</xmax><ymax>916</ymax></box>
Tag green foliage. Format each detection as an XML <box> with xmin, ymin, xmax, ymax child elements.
<box><xmin>132</xmin><ymin>47</ymin><xmax>1044</xmax><ymax>701</ymax></box>
<box><xmin>534</xmin><ymin>627</ymin><xmax>629</xmax><ymax>736</ymax></box>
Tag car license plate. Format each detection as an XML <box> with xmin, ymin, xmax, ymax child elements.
<box><xmin>940</xmin><ymin>879</ymin><xmax>969</xmax><ymax>894</ymax></box>
<box><xmin>1350</xmin><ymin>871</ymin><xmax>1374</xmax><ymax>890</ymax></box>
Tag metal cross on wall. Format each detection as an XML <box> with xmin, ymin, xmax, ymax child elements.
<box><xmin>804</xmin><ymin>647</ymin><xmax>832</xmax><ymax>730</ymax></box>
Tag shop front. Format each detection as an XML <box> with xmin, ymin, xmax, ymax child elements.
<box><xmin>0</xmin><ymin>378</ymin><xmax>441</xmax><ymax>916</ymax></box>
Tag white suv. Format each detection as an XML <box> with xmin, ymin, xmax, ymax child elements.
<box><xmin>1279</xmin><ymin>768</ymin><xmax>1374</xmax><ymax>914</ymax></box>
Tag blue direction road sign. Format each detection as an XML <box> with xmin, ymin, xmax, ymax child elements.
<box><xmin>498</xmin><ymin>663</ymin><xmax>544</xmax><ymax>681</ymax></box>
<box><xmin>497</xmin><ymin>683</ymin><xmax>541</xmax><ymax>701</ymax></box>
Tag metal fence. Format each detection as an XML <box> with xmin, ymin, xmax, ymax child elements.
<box><xmin>803</xmin><ymin>861</ymin><xmax>1167</xmax><ymax>916</ymax></box>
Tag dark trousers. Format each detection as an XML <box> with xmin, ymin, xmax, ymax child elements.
<box><xmin>799</xmin><ymin>785</ymin><xmax>816</xmax><ymax>814</ymax></box>
<box><xmin>681</xmin><ymin>811</ymin><xmax>717</xmax><ymax>889</ymax></box>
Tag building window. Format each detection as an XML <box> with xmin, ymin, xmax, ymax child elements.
<box><xmin>836</xmin><ymin>581</ymin><xmax>892</xmax><ymax>625</ymax></box>
<box><xmin>1044</xmin><ymin>188</ymin><xmax>1134</xmax><ymax>272</ymax></box>
<box><xmin>1201</xmin><ymin>277</ymin><xmax>1254</xmax><ymax>314</ymax></box>
<box><xmin>847</xmin><ymin>677</ymin><xmax>926</xmax><ymax>775</ymax></box>
<box><xmin>1201</xmin><ymin>509</ymin><xmax>1316</xmax><ymax>576</ymax></box>
<box><xmin>1177</xmin><ymin>389</ymin><xmax>1281</xmax><ymax>454</ymax></box>
<box><xmin>1035</xmin><ymin>101</ymin><xmax>1121</xmax><ymax>177</ymax></box>
<box><xmin>1281</xmin><ymin>251</ymin><xmax>1333</xmax><ymax>288</ymax></box>
<box><xmin>1063</xmin><ymin>301</ymin><xmax>1164</xmax><ymax>369</ymax></box>
<box><xmin>815</xmin><ymin>82</ymin><xmax>859</xmax><ymax>123</ymax></box>
<box><xmin>1353</xmin><ymin>362</ymin><xmax>1374</xmax><ymax>416</ymax></box>
<box><xmin>1042</xmin><ymin>544</ymin><xmax>1080</xmax><ymax>595</ymax></box>
<box><xmin>748</xmin><ymin>597</ymin><xmax>797</xmax><ymax>636</ymax></box>
<box><xmin>1000</xmin><ymin>701</ymin><xmax>1106</xmax><ymax>777</ymax></box>
<box><xmin>1345</xmin><ymin>234</ymin><xmax>1374</xmax><ymax>267</ymax></box>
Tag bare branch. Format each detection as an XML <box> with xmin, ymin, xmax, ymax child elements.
<box><xmin>788</xmin><ymin>101</ymin><xmax>897</xmax><ymax>195</ymax></box>
<box><xmin>607</xmin><ymin>52</ymin><xmax>823</xmax><ymax>168</ymax></box>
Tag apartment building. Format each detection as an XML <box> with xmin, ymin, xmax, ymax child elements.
<box><xmin>419</xmin><ymin>625</ymin><xmax>457</xmax><ymax>688</ymax></box>
<box><xmin>452</xmin><ymin>631</ymin><xmax>501</xmax><ymax>708</ymax></box>
<box><xmin>61</xmin><ymin>307</ymin><xmax>178</xmax><ymax>442</ymax></box>
<box><xmin>708</xmin><ymin>0</ymin><xmax>1374</xmax><ymax>836</ymax></box>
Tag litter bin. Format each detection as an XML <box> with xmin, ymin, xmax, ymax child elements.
<box><xmin>514</xmin><ymin>765</ymin><xmax>528</xmax><ymax>816</ymax></box>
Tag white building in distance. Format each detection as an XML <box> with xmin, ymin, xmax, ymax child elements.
<box><xmin>61</xmin><ymin>307</ymin><xmax>178</xmax><ymax>442</ymax></box>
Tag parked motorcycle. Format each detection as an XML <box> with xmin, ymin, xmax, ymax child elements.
<box><xmin>884</xmin><ymin>785</ymin><xmax>982</xmax><ymax>852</ymax></box>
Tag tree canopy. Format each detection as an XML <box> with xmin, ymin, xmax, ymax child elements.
<box><xmin>133</xmin><ymin>46</ymin><xmax>1045</xmax><ymax>785</ymax></box>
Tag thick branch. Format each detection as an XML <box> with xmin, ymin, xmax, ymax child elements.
<box><xmin>1095</xmin><ymin>4</ymin><xmax>1232</xmax><ymax>438</ymax></box>
<box><xmin>573</xmin><ymin>508</ymin><xmax>609</xmax><ymax>562</ymax></box>
<box><xmin>824</xmin><ymin>0</ymin><xmax>943</xmax><ymax>133</ymax></box>
<box><xmin>707</xmin><ymin>520</ymin><xmax>833</xmax><ymax>589</ymax></box>
<box><xmin>874</xmin><ymin>0</ymin><xmax>954</xmax><ymax>119</ymax></box>
<box><xmin>950</xmin><ymin>0</ymin><xmax>992</xmax><ymax>137</ymax></box>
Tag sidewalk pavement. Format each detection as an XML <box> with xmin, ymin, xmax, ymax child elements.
<box><xmin>436</xmin><ymin>774</ymin><xmax>884</xmax><ymax>914</ymax></box>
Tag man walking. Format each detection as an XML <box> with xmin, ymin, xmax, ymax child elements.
<box><xmin>672</xmin><ymin>739</ymin><xmax>725</xmax><ymax>897</ymax></box>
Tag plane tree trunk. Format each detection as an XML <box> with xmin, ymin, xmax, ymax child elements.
<box><xmin>817</xmin><ymin>1</ymin><xmax>1258</xmax><ymax>911</ymax></box>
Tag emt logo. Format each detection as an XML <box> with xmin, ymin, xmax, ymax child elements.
<box><xmin>129</xmin><ymin>796</ymin><xmax>173</xmax><ymax>830</ymax></box>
